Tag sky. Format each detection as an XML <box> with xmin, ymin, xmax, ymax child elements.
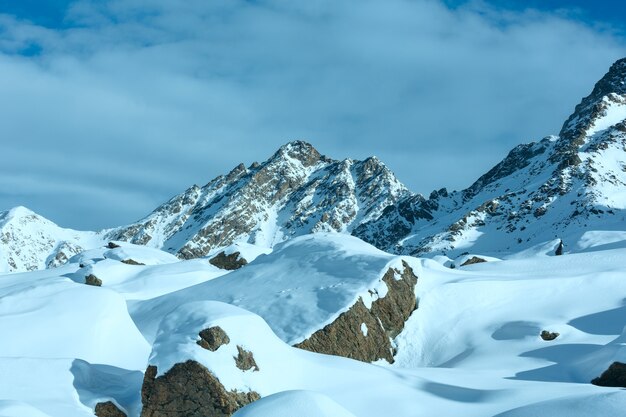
<box><xmin>1</xmin><ymin>0</ymin><xmax>625</xmax><ymax>230</ymax></box>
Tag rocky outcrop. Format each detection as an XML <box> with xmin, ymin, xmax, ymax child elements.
<box><xmin>197</xmin><ymin>326</ymin><xmax>231</xmax><ymax>351</ymax></box>
<box><xmin>460</xmin><ymin>256</ymin><xmax>487</xmax><ymax>267</ymax></box>
<box><xmin>85</xmin><ymin>274</ymin><xmax>102</xmax><ymax>287</ymax></box>
<box><xmin>140</xmin><ymin>361</ymin><xmax>260</xmax><ymax>417</ymax></box>
<box><xmin>209</xmin><ymin>252</ymin><xmax>248</xmax><ymax>270</ymax></box>
<box><xmin>95</xmin><ymin>401</ymin><xmax>126</xmax><ymax>417</ymax></box>
<box><xmin>591</xmin><ymin>361</ymin><xmax>626</xmax><ymax>387</ymax></box>
<box><xmin>540</xmin><ymin>330</ymin><xmax>559</xmax><ymax>341</ymax></box>
<box><xmin>295</xmin><ymin>262</ymin><xmax>418</xmax><ymax>363</ymax></box>
<box><xmin>121</xmin><ymin>258</ymin><xmax>145</xmax><ymax>266</ymax></box>
<box><xmin>234</xmin><ymin>346</ymin><xmax>259</xmax><ymax>371</ymax></box>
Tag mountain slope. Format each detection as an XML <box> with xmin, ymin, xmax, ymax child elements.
<box><xmin>354</xmin><ymin>58</ymin><xmax>626</xmax><ymax>257</ymax></box>
<box><xmin>0</xmin><ymin>206</ymin><xmax>104</xmax><ymax>273</ymax></box>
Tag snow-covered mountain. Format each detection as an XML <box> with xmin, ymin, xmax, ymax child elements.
<box><xmin>106</xmin><ymin>141</ymin><xmax>410</xmax><ymax>259</ymax></box>
<box><xmin>0</xmin><ymin>206</ymin><xmax>104</xmax><ymax>273</ymax></box>
<box><xmin>3</xmin><ymin>58</ymin><xmax>626</xmax><ymax>273</ymax></box>
<box><xmin>355</xmin><ymin>58</ymin><xmax>626</xmax><ymax>257</ymax></box>
<box><xmin>0</xmin><ymin>142</ymin><xmax>412</xmax><ymax>272</ymax></box>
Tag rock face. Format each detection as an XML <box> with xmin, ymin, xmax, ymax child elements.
<box><xmin>140</xmin><ymin>361</ymin><xmax>260</xmax><ymax>417</ymax></box>
<box><xmin>209</xmin><ymin>252</ymin><xmax>248</xmax><ymax>270</ymax></box>
<box><xmin>591</xmin><ymin>361</ymin><xmax>626</xmax><ymax>387</ymax></box>
<box><xmin>295</xmin><ymin>262</ymin><xmax>418</xmax><ymax>363</ymax></box>
<box><xmin>95</xmin><ymin>401</ymin><xmax>127</xmax><ymax>417</ymax></box>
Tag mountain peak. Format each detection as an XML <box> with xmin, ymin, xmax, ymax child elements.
<box><xmin>559</xmin><ymin>57</ymin><xmax>626</xmax><ymax>146</ymax></box>
<box><xmin>272</xmin><ymin>140</ymin><xmax>323</xmax><ymax>167</ymax></box>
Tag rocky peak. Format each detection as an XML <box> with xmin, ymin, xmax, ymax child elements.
<box><xmin>559</xmin><ymin>58</ymin><xmax>626</xmax><ymax>148</ymax></box>
<box><xmin>270</xmin><ymin>140</ymin><xmax>324</xmax><ymax>168</ymax></box>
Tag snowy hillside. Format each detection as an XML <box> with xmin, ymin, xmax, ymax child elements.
<box><xmin>0</xmin><ymin>206</ymin><xmax>105</xmax><ymax>273</ymax></box>
<box><xmin>1</xmin><ymin>233</ymin><xmax>626</xmax><ymax>416</ymax></box>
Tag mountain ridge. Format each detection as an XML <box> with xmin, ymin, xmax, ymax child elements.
<box><xmin>2</xmin><ymin>58</ymin><xmax>626</xmax><ymax>272</ymax></box>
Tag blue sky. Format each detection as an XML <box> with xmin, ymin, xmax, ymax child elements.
<box><xmin>1</xmin><ymin>0</ymin><xmax>625</xmax><ymax>229</ymax></box>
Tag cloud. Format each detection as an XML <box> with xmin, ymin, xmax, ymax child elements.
<box><xmin>0</xmin><ymin>0</ymin><xmax>624</xmax><ymax>229</ymax></box>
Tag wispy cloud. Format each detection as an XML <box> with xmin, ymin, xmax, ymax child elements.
<box><xmin>1</xmin><ymin>0</ymin><xmax>624</xmax><ymax>229</ymax></box>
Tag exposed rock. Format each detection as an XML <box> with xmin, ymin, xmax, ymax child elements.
<box><xmin>121</xmin><ymin>258</ymin><xmax>145</xmax><ymax>266</ymax></box>
<box><xmin>370</xmin><ymin>261</ymin><xmax>419</xmax><ymax>338</ymax></box>
<box><xmin>294</xmin><ymin>298</ymin><xmax>393</xmax><ymax>363</ymax></box>
<box><xmin>555</xmin><ymin>240</ymin><xmax>564</xmax><ymax>256</ymax></box>
<box><xmin>295</xmin><ymin>262</ymin><xmax>418</xmax><ymax>363</ymax></box>
<box><xmin>209</xmin><ymin>252</ymin><xmax>248</xmax><ymax>271</ymax></box>
<box><xmin>140</xmin><ymin>361</ymin><xmax>260</xmax><ymax>417</ymax></box>
<box><xmin>460</xmin><ymin>256</ymin><xmax>487</xmax><ymax>267</ymax></box>
<box><xmin>540</xmin><ymin>330</ymin><xmax>559</xmax><ymax>341</ymax></box>
<box><xmin>95</xmin><ymin>401</ymin><xmax>126</xmax><ymax>417</ymax></box>
<box><xmin>107</xmin><ymin>242</ymin><xmax>121</xmax><ymax>249</ymax></box>
<box><xmin>591</xmin><ymin>361</ymin><xmax>626</xmax><ymax>387</ymax></box>
<box><xmin>234</xmin><ymin>345</ymin><xmax>259</xmax><ymax>371</ymax></box>
<box><xmin>197</xmin><ymin>326</ymin><xmax>231</xmax><ymax>351</ymax></box>
<box><xmin>85</xmin><ymin>274</ymin><xmax>102</xmax><ymax>287</ymax></box>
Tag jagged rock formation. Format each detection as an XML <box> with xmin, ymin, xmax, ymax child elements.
<box><xmin>295</xmin><ymin>262</ymin><xmax>417</xmax><ymax>363</ymax></box>
<box><xmin>591</xmin><ymin>361</ymin><xmax>626</xmax><ymax>387</ymax></box>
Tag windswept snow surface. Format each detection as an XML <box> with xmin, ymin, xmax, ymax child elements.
<box><xmin>1</xmin><ymin>233</ymin><xmax>626</xmax><ymax>416</ymax></box>
<box><xmin>131</xmin><ymin>233</ymin><xmax>414</xmax><ymax>344</ymax></box>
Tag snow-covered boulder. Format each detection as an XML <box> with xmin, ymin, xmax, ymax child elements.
<box><xmin>132</xmin><ymin>233</ymin><xmax>420</xmax><ymax>363</ymax></box>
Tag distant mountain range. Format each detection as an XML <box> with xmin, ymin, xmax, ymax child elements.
<box><xmin>2</xmin><ymin>58</ymin><xmax>626</xmax><ymax>273</ymax></box>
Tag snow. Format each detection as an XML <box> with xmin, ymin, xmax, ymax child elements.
<box><xmin>233</xmin><ymin>391</ymin><xmax>357</xmax><ymax>417</ymax></box>
<box><xmin>131</xmin><ymin>233</ymin><xmax>412</xmax><ymax>344</ymax></box>
<box><xmin>2</xmin><ymin>230</ymin><xmax>626</xmax><ymax>416</ymax></box>
<box><xmin>585</xmin><ymin>98</ymin><xmax>626</xmax><ymax>137</ymax></box>
<box><xmin>361</xmin><ymin>323</ymin><xmax>368</xmax><ymax>337</ymax></box>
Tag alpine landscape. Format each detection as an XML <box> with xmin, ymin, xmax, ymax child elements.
<box><xmin>2</xmin><ymin>54</ymin><xmax>626</xmax><ymax>416</ymax></box>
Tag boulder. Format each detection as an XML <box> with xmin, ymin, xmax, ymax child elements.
<box><xmin>209</xmin><ymin>251</ymin><xmax>248</xmax><ymax>271</ymax></box>
<box><xmin>141</xmin><ymin>361</ymin><xmax>259</xmax><ymax>417</ymax></box>
<box><xmin>197</xmin><ymin>326</ymin><xmax>231</xmax><ymax>351</ymax></box>
<box><xmin>140</xmin><ymin>304</ymin><xmax>266</xmax><ymax>417</ymax></box>
<box><xmin>95</xmin><ymin>401</ymin><xmax>126</xmax><ymax>417</ymax></box>
<box><xmin>460</xmin><ymin>256</ymin><xmax>487</xmax><ymax>267</ymax></box>
<box><xmin>555</xmin><ymin>240</ymin><xmax>564</xmax><ymax>256</ymax></box>
<box><xmin>85</xmin><ymin>274</ymin><xmax>102</xmax><ymax>287</ymax></box>
<box><xmin>540</xmin><ymin>330</ymin><xmax>559</xmax><ymax>341</ymax></box>
<box><xmin>121</xmin><ymin>259</ymin><xmax>145</xmax><ymax>266</ymax></box>
<box><xmin>591</xmin><ymin>362</ymin><xmax>626</xmax><ymax>387</ymax></box>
